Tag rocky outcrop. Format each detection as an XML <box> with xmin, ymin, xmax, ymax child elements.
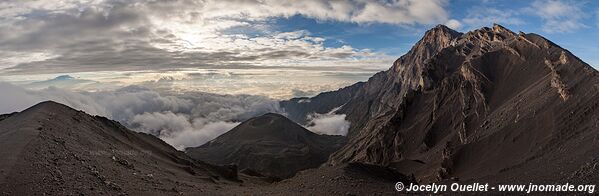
<box><xmin>315</xmin><ymin>24</ymin><xmax>599</xmax><ymax>184</ymax></box>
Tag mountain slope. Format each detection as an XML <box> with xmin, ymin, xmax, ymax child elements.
<box><xmin>185</xmin><ymin>113</ymin><xmax>346</xmax><ymax>179</ymax></box>
<box><xmin>280</xmin><ymin>82</ymin><xmax>364</xmax><ymax>124</ymax></box>
<box><xmin>289</xmin><ymin>24</ymin><xmax>599</xmax><ymax>184</ymax></box>
<box><xmin>0</xmin><ymin>101</ymin><xmax>239</xmax><ymax>195</ymax></box>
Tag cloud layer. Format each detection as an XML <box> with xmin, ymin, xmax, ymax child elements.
<box><xmin>0</xmin><ymin>82</ymin><xmax>352</xmax><ymax>148</ymax></box>
<box><xmin>0</xmin><ymin>0</ymin><xmax>450</xmax><ymax>76</ymax></box>
<box><xmin>0</xmin><ymin>82</ymin><xmax>282</xmax><ymax>149</ymax></box>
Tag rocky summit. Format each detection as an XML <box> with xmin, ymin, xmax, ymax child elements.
<box><xmin>284</xmin><ymin>24</ymin><xmax>599</xmax><ymax>184</ymax></box>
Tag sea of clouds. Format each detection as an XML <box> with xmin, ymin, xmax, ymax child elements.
<box><xmin>0</xmin><ymin>82</ymin><xmax>349</xmax><ymax>149</ymax></box>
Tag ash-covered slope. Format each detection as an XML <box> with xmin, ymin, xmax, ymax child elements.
<box><xmin>0</xmin><ymin>101</ymin><xmax>239</xmax><ymax>195</ymax></box>
<box><xmin>291</xmin><ymin>24</ymin><xmax>599</xmax><ymax>184</ymax></box>
<box><xmin>185</xmin><ymin>113</ymin><xmax>345</xmax><ymax>179</ymax></box>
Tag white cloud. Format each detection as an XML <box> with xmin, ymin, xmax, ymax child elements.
<box><xmin>529</xmin><ymin>0</ymin><xmax>587</xmax><ymax>33</ymax></box>
<box><xmin>185</xmin><ymin>0</ymin><xmax>449</xmax><ymax>25</ymax></box>
<box><xmin>348</xmin><ymin>0</ymin><xmax>449</xmax><ymax>25</ymax></box>
<box><xmin>0</xmin><ymin>51</ymin><xmax>58</xmax><ymax>70</ymax></box>
<box><xmin>131</xmin><ymin>112</ymin><xmax>241</xmax><ymax>150</ymax></box>
<box><xmin>305</xmin><ymin>107</ymin><xmax>350</xmax><ymax>136</ymax></box>
<box><xmin>0</xmin><ymin>0</ymin><xmax>447</xmax><ymax>77</ymax></box>
<box><xmin>462</xmin><ymin>7</ymin><xmax>524</xmax><ymax>29</ymax></box>
<box><xmin>1</xmin><ymin>82</ymin><xmax>355</xmax><ymax>147</ymax></box>
<box><xmin>0</xmin><ymin>82</ymin><xmax>282</xmax><ymax>149</ymax></box>
<box><xmin>444</xmin><ymin>19</ymin><xmax>462</xmax><ymax>30</ymax></box>
<box><xmin>162</xmin><ymin>121</ymin><xmax>240</xmax><ymax>150</ymax></box>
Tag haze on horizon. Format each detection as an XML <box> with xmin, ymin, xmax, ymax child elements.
<box><xmin>0</xmin><ymin>0</ymin><xmax>598</xmax><ymax>99</ymax></box>
<box><xmin>1</xmin><ymin>0</ymin><xmax>599</xmax><ymax>149</ymax></box>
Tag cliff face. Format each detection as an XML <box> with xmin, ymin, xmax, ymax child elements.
<box><xmin>337</xmin><ymin>25</ymin><xmax>464</xmax><ymax>136</ymax></box>
<box><xmin>314</xmin><ymin>24</ymin><xmax>599</xmax><ymax>183</ymax></box>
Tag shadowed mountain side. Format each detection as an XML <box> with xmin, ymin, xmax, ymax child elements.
<box><xmin>185</xmin><ymin>113</ymin><xmax>346</xmax><ymax>179</ymax></box>
<box><xmin>280</xmin><ymin>82</ymin><xmax>364</xmax><ymax>125</ymax></box>
<box><xmin>0</xmin><ymin>101</ymin><xmax>241</xmax><ymax>195</ymax></box>
<box><xmin>284</xmin><ymin>24</ymin><xmax>599</xmax><ymax>185</ymax></box>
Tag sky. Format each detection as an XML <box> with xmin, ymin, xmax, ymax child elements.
<box><xmin>1</xmin><ymin>0</ymin><xmax>598</xmax><ymax>99</ymax></box>
<box><xmin>1</xmin><ymin>0</ymin><xmax>599</xmax><ymax>149</ymax></box>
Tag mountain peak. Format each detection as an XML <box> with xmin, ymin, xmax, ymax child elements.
<box><xmin>432</xmin><ymin>24</ymin><xmax>452</xmax><ymax>31</ymax></box>
<box><xmin>32</xmin><ymin>100</ymin><xmax>63</xmax><ymax>107</ymax></box>
<box><xmin>424</xmin><ymin>24</ymin><xmax>462</xmax><ymax>40</ymax></box>
<box><xmin>492</xmin><ymin>23</ymin><xmax>516</xmax><ymax>36</ymax></box>
<box><xmin>328</xmin><ymin>22</ymin><xmax>599</xmax><ymax>185</ymax></box>
<box><xmin>187</xmin><ymin>112</ymin><xmax>345</xmax><ymax>179</ymax></box>
<box><xmin>21</xmin><ymin>100</ymin><xmax>75</xmax><ymax>116</ymax></box>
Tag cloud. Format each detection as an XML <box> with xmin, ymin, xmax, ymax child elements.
<box><xmin>305</xmin><ymin>107</ymin><xmax>350</xmax><ymax>136</ymax></box>
<box><xmin>444</xmin><ymin>19</ymin><xmax>462</xmax><ymax>30</ymax></box>
<box><xmin>462</xmin><ymin>7</ymin><xmax>525</xmax><ymax>29</ymax></box>
<box><xmin>0</xmin><ymin>82</ymin><xmax>282</xmax><ymax>149</ymax></box>
<box><xmin>0</xmin><ymin>81</ymin><xmax>355</xmax><ymax>147</ymax></box>
<box><xmin>0</xmin><ymin>0</ymin><xmax>442</xmax><ymax>76</ymax></box>
<box><xmin>179</xmin><ymin>0</ymin><xmax>449</xmax><ymax>25</ymax></box>
<box><xmin>24</xmin><ymin>75</ymin><xmax>98</xmax><ymax>90</ymax></box>
<box><xmin>347</xmin><ymin>0</ymin><xmax>449</xmax><ymax>25</ymax></box>
<box><xmin>131</xmin><ymin>112</ymin><xmax>241</xmax><ymax>149</ymax></box>
<box><xmin>162</xmin><ymin>121</ymin><xmax>241</xmax><ymax>150</ymax></box>
<box><xmin>528</xmin><ymin>0</ymin><xmax>587</xmax><ymax>33</ymax></box>
<box><xmin>0</xmin><ymin>65</ymin><xmax>386</xmax><ymax>100</ymax></box>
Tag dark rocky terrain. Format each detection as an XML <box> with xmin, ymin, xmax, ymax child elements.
<box><xmin>185</xmin><ymin>113</ymin><xmax>346</xmax><ymax>179</ymax></box>
<box><xmin>0</xmin><ymin>101</ymin><xmax>242</xmax><ymax>195</ymax></box>
<box><xmin>285</xmin><ymin>24</ymin><xmax>599</xmax><ymax>185</ymax></box>
<box><xmin>2</xmin><ymin>24</ymin><xmax>599</xmax><ymax>195</ymax></box>
<box><xmin>0</xmin><ymin>102</ymin><xmax>397</xmax><ymax>195</ymax></box>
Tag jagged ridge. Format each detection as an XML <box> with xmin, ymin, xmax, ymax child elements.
<box><xmin>284</xmin><ymin>24</ymin><xmax>599</xmax><ymax>184</ymax></box>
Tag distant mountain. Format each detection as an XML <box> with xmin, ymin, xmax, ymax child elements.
<box><xmin>0</xmin><ymin>101</ymin><xmax>239</xmax><ymax>195</ymax></box>
<box><xmin>185</xmin><ymin>113</ymin><xmax>346</xmax><ymax>179</ymax></box>
<box><xmin>24</xmin><ymin>75</ymin><xmax>97</xmax><ymax>90</ymax></box>
<box><xmin>288</xmin><ymin>24</ymin><xmax>599</xmax><ymax>184</ymax></box>
<box><xmin>280</xmin><ymin>82</ymin><xmax>364</xmax><ymax>124</ymax></box>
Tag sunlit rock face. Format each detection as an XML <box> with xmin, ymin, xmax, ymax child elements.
<box><xmin>290</xmin><ymin>24</ymin><xmax>599</xmax><ymax>184</ymax></box>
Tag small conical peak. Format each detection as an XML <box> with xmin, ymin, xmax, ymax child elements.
<box><xmin>35</xmin><ymin>100</ymin><xmax>64</xmax><ymax>107</ymax></box>
<box><xmin>260</xmin><ymin>112</ymin><xmax>286</xmax><ymax>118</ymax></box>
<box><xmin>246</xmin><ymin>112</ymin><xmax>294</xmax><ymax>127</ymax></box>
<box><xmin>24</xmin><ymin>100</ymin><xmax>72</xmax><ymax>113</ymax></box>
